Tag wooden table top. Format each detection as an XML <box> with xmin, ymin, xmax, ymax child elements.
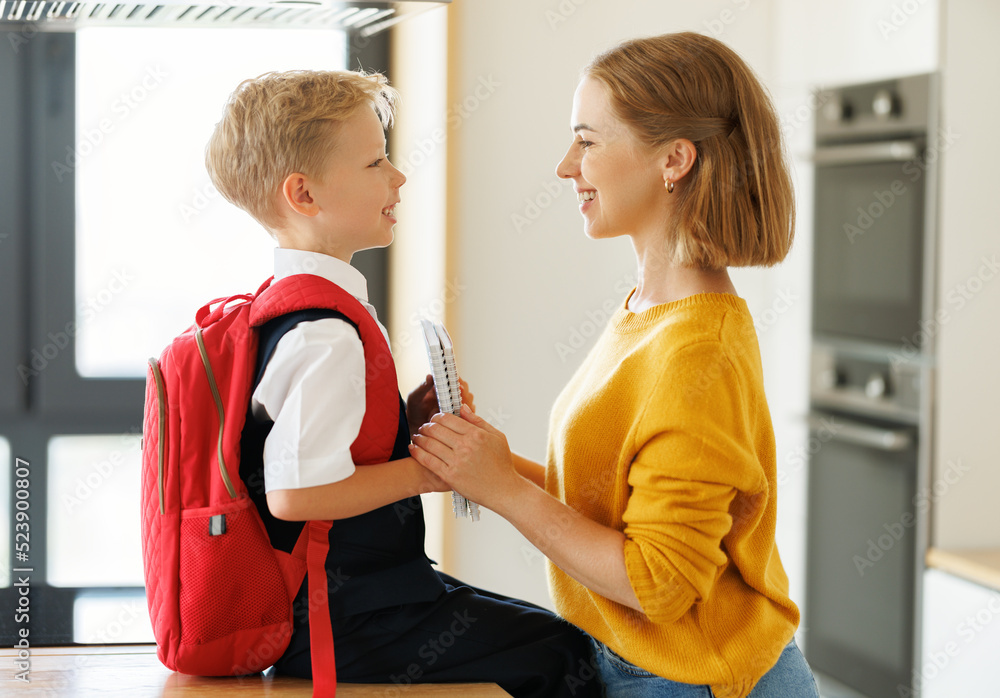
<box><xmin>0</xmin><ymin>644</ymin><xmax>511</xmax><ymax>697</ymax></box>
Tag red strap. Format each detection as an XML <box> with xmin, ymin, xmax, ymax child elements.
<box><xmin>194</xmin><ymin>275</ymin><xmax>272</xmax><ymax>327</ymax></box>
<box><xmin>254</xmin><ymin>276</ymin><xmax>274</xmax><ymax>297</ymax></box>
<box><xmin>195</xmin><ymin>293</ymin><xmax>254</xmax><ymax>327</ymax></box>
<box><xmin>291</xmin><ymin>518</ymin><xmax>311</xmax><ymax>562</ymax></box>
<box><xmin>306</xmin><ymin>520</ymin><xmax>336</xmax><ymax>697</ymax></box>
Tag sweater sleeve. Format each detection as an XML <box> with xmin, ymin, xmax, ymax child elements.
<box><xmin>621</xmin><ymin>339</ymin><xmax>765</xmax><ymax>625</ymax></box>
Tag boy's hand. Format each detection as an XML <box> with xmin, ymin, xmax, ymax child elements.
<box><xmin>406</xmin><ymin>375</ymin><xmax>437</xmax><ymax>440</ymax></box>
<box><xmin>406</xmin><ymin>375</ymin><xmax>476</xmax><ymax>441</ymax></box>
<box><xmin>458</xmin><ymin>379</ymin><xmax>476</xmax><ymax>413</ymax></box>
<box><xmin>416</xmin><ymin>462</ymin><xmax>451</xmax><ymax>494</ymax></box>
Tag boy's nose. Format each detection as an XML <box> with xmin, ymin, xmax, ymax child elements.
<box><xmin>389</xmin><ymin>161</ymin><xmax>406</xmax><ymax>188</ymax></box>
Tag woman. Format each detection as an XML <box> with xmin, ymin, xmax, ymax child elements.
<box><xmin>409</xmin><ymin>32</ymin><xmax>819</xmax><ymax>698</ymax></box>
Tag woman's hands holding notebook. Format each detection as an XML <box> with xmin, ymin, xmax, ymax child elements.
<box><xmin>410</xmin><ymin>404</ymin><xmax>523</xmax><ymax>513</ymax></box>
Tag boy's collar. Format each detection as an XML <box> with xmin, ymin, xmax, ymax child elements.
<box><xmin>272</xmin><ymin>248</ymin><xmax>369</xmax><ymax>303</ymax></box>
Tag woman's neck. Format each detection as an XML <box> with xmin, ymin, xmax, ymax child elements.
<box><xmin>628</xmin><ymin>241</ymin><xmax>737</xmax><ymax>313</ymax></box>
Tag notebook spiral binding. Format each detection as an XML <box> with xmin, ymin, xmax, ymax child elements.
<box><xmin>420</xmin><ymin>318</ymin><xmax>480</xmax><ymax>522</ymax></box>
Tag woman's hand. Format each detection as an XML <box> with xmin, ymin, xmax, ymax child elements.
<box><xmin>409</xmin><ymin>404</ymin><xmax>522</xmax><ymax>511</ymax></box>
<box><xmin>412</xmin><ymin>405</ymin><xmax>642</xmax><ymax>610</ymax></box>
<box><xmin>406</xmin><ymin>377</ymin><xmax>477</xmax><ymax>441</ymax></box>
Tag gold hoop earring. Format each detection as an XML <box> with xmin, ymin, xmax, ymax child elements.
<box><xmin>666</xmin><ymin>180</ymin><xmax>675</xmax><ymax>194</ymax></box>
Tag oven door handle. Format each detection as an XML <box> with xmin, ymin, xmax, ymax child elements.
<box><xmin>808</xmin><ymin>414</ymin><xmax>914</xmax><ymax>452</ymax></box>
<box><xmin>813</xmin><ymin>140</ymin><xmax>919</xmax><ymax>165</ymax></box>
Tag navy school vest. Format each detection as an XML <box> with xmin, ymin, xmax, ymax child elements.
<box><xmin>239</xmin><ymin>282</ymin><xmax>445</xmax><ymax>619</ymax></box>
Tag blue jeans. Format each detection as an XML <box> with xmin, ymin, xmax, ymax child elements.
<box><xmin>591</xmin><ymin>637</ymin><xmax>819</xmax><ymax>697</ymax></box>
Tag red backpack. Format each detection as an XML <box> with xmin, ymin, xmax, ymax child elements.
<box><xmin>140</xmin><ymin>275</ymin><xmax>368</xmax><ymax>697</ymax></box>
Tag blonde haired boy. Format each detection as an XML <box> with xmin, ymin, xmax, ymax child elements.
<box><xmin>206</xmin><ymin>69</ymin><xmax>600</xmax><ymax>697</ymax></box>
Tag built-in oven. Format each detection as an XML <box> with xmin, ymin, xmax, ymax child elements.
<box><xmin>812</xmin><ymin>140</ymin><xmax>926</xmax><ymax>344</ymax></box>
<box><xmin>805</xmin><ymin>73</ymin><xmax>939</xmax><ymax>698</ymax></box>
<box><xmin>806</xmin><ymin>407</ymin><xmax>917</xmax><ymax>698</ymax></box>
<box><xmin>806</xmin><ymin>342</ymin><xmax>922</xmax><ymax>697</ymax></box>
<box><xmin>811</xmin><ymin>74</ymin><xmax>932</xmax><ymax>346</ymax></box>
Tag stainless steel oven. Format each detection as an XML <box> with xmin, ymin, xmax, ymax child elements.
<box><xmin>806</xmin><ymin>407</ymin><xmax>917</xmax><ymax>698</ymax></box>
<box><xmin>806</xmin><ymin>341</ymin><xmax>922</xmax><ymax>697</ymax></box>
<box><xmin>811</xmin><ymin>74</ymin><xmax>933</xmax><ymax>345</ymax></box>
<box><xmin>805</xmin><ymin>73</ymin><xmax>939</xmax><ymax>698</ymax></box>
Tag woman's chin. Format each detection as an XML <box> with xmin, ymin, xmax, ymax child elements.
<box><xmin>583</xmin><ymin>224</ymin><xmax>618</xmax><ymax>241</ymax></box>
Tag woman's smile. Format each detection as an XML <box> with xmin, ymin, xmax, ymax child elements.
<box><xmin>577</xmin><ymin>189</ymin><xmax>597</xmax><ymax>213</ymax></box>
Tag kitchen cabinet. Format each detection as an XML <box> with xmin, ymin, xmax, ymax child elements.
<box><xmin>919</xmin><ymin>568</ymin><xmax>1000</xmax><ymax>695</ymax></box>
<box><xmin>931</xmin><ymin>0</ymin><xmax>1000</xmax><ymax>550</ymax></box>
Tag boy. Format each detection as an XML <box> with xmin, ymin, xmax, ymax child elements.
<box><xmin>204</xmin><ymin>69</ymin><xmax>599</xmax><ymax>697</ymax></box>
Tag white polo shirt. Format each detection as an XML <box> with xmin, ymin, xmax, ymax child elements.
<box><xmin>251</xmin><ymin>248</ymin><xmax>391</xmax><ymax>493</ymax></box>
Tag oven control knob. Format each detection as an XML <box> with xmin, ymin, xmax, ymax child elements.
<box><xmin>872</xmin><ymin>89</ymin><xmax>899</xmax><ymax>119</ymax></box>
<box><xmin>819</xmin><ymin>367</ymin><xmax>846</xmax><ymax>390</ymax></box>
<box><xmin>822</xmin><ymin>95</ymin><xmax>852</xmax><ymax>123</ymax></box>
<box><xmin>865</xmin><ymin>373</ymin><xmax>889</xmax><ymax>399</ymax></box>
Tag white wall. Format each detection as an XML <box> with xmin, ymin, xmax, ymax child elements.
<box><xmin>398</xmin><ymin>0</ymin><xmax>941</xmax><ymax>620</ymax></box>
<box><xmin>439</xmin><ymin>0</ymin><xmax>786</xmax><ymax>610</ymax></box>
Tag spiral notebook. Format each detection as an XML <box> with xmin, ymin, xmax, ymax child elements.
<box><xmin>420</xmin><ymin>318</ymin><xmax>480</xmax><ymax>522</ymax></box>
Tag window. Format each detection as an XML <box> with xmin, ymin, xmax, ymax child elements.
<box><xmin>73</xmin><ymin>591</ymin><xmax>153</xmax><ymax>644</ymax></box>
<box><xmin>0</xmin><ymin>24</ymin><xmax>388</xmax><ymax>645</ymax></box>
<box><xmin>47</xmin><ymin>435</ymin><xmax>143</xmax><ymax>588</ymax></box>
<box><xmin>75</xmin><ymin>28</ymin><xmax>346</xmax><ymax>377</ymax></box>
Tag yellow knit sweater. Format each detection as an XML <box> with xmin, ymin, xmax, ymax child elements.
<box><xmin>545</xmin><ymin>292</ymin><xmax>799</xmax><ymax>698</ymax></box>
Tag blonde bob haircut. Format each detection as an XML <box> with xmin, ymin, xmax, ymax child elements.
<box><xmin>206</xmin><ymin>69</ymin><xmax>398</xmax><ymax>232</ymax></box>
<box><xmin>584</xmin><ymin>32</ymin><xmax>795</xmax><ymax>269</ymax></box>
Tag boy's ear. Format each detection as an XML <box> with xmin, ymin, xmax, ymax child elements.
<box><xmin>281</xmin><ymin>173</ymin><xmax>320</xmax><ymax>218</ymax></box>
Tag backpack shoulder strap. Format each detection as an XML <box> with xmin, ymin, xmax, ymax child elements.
<box><xmin>250</xmin><ymin>274</ymin><xmax>365</xmax><ymax>328</ymax></box>
<box><xmin>250</xmin><ymin>273</ymin><xmax>399</xmax><ymax>468</ymax></box>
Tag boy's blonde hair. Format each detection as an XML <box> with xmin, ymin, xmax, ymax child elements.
<box><xmin>585</xmin><ymin>32</ymin><xmax>795</xmax><ymax>269</ymax></box>
<box><xmin>206</xmin><ymin>69</ymin><xmax>398</xmax><ymax>232</ymax></box>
